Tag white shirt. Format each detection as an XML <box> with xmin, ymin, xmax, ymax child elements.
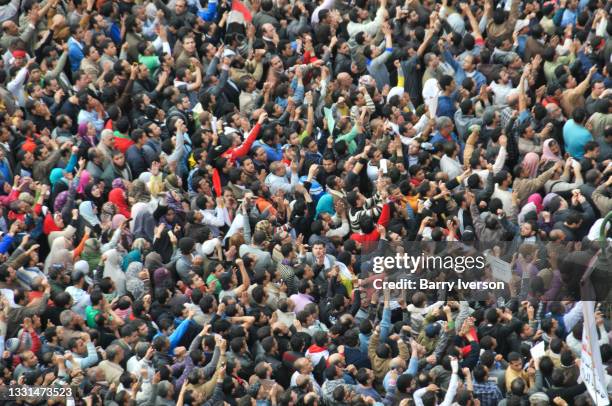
<box><xmin>290</xmin><ymin>371</ymin><xmax>322</xmax><ymax>395</ymax></box>
<box><xmin>127</xmin><ymin>354</ymin><xmax>155</xmax><ymax>379</ymax></box>
<box><xmin>7</xmin><ymin>67</ymin><xmax>28</xmax><ymax>107</ymax></box>
<box><xmin>440</xmin><ymin>155</ymin><xmax>462</xmax><ymax>180</ymax></box>
<box><xmin>492</xmin><ymin>184</ymin><xmax>513</xmax><ymax>215</ymax></box>
<box><xmin>489</xmin><ymin>81</ymin><xmax>516</xmax><ymax>106</ymax></box>
<box><xmin>200</xmin><ymin>207</ymin><xmax>230</xmax><ymax>237</ymax></box>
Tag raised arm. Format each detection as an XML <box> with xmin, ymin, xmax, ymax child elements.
<box><xmin>518</xmin><ymin>64</ymin><xmax>530</xmax><ymax>113</ymax></box>
<box><xmin>574</xmin><ymin>65</ymin><xmax>597</xmax><ymax>96</ymax></box>
<box><xmin>460</xmin><ymin>3</ymin><xmax>483</xmax><ymax>40</ymax></box>
<box><xmin>233</xmin><ymin>258</ymin><xmax>250</xmax><ymax>295</ymax></box>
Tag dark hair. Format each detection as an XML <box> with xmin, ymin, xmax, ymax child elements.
<box><xmin>572</xmin><ymin>107</ymin><xmax>587</xmax><ymax>124</ymax></box>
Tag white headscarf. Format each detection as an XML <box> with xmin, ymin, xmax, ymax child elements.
<box><xmin>103</xmin><ymin>249</ymin><xmax>127</xmax><ymax>296</ymax></box>
<box><xmin>44</xmin><ymin>236</ymin><xmax>72</xmax><ymax>273</ymax></box>
<box><xmin>79</xmin><ymin>201</ymin><xmax>101</xmax><ymax>227</ymax></box>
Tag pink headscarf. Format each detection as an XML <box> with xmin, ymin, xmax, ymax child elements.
<box><xmin>541</xmin><ymin>139</ymin><xmax>561</xmax><ymax>163</ymax></box>
<box><xmin>112</xmin><ymin>214</ymin><xmax>127</xmax><ymax>230</ymax></box>
<box><xmin>522</xmin><ymin>152</ymin><xmax>539</xmax><ymax>178</ymax></box>
<box><xmin>77</xmin><ymin>122</ymin><xmax>97</xmax><ymax>147</ymax></box>
<box><xmin>77</xmin><ymin>170</ymin><xmax>90</xmax><ymax>194</ymax></box>
<box><xmin>527</xmin><ymin>193</ymin><xmax>543</xmax><ymax>214</ymax></box>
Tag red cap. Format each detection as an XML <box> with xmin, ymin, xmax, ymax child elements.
<box><xmin>12</xmin><ymin>50</ymin><xmax>26</xmax><ymax>59</ymax></box>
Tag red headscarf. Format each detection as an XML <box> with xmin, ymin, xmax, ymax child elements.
<box><xmin>43</xmin><ymin>213</ymin><xmax>62</xmax><ymax>235</ymax></box>
<box><xmin>108</xmin><ymin>188</ymin><xmax>131</xmax><ymax>218</ymax></box>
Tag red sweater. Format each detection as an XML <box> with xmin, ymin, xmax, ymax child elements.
<box><xmin>114</xmin><ymin>133</ymin><xmax>134</xmax><ymax>154</ymax></box>
<box><xmin>221</xmin><ymin>123</ymin><xmax>261</xmax><ymax>164</ymax></box>
<box><xmin>349</xmin><ymin>203</ymin><xmax>391</xmax><ymax>245</ymax></box>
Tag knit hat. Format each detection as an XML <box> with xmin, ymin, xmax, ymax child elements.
<box><xmin>529</xmin><ymin>392</ymin><xmax>550</xmax><ymax>406</ymax></box>
<box><xmin>546</xmin><ymin>196</ymin><xmax>562</xmax><ymax>214</ymax></box>
<box><xmin>542</xmin><ymin>193</ymin><xmax>559</xmax><ymax>210</ymax></box>
<box><xmin>5</xmin><ymin>338</ymin><xmax>20</xmax><ymax>353</ymax></box>
<box><xmin>6</xmin><ymin>334</ymin><xmax>32</xmax><ymax>354</ymax></box>
<box><xmin>425</xmin><ymin>323</ymin><xmax>441</xmax><ymax>338</ymax></box>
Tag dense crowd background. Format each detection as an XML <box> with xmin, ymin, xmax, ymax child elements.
<box><xmin>0</xmin><ymin>0</ymin><xmax>611</xmax><ymax>405</ymax></box>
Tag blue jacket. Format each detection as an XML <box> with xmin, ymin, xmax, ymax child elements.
<box><xmin>68</xmin><ymin>37</ymin><xmax>84</xmax><ymax>72</ymax></box>
<box><xmin>153</xmin><ymin>318</ymin><xmax>194</xmax><ymax>354</ymax></box>
<box><xmin>253</xmin><ymin>141</ymin><xmax>283</xmax><ymax>162</ymax></box>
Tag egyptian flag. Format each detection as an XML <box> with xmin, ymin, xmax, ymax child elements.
<box><xmin>212</xmin><ymin>168</ymin><xmax>222</xmax><ymax>197</ymax></box>
<box><xmin>227</xmin><ymin>0</ymin><xmax>252</xmax><ymax>25</ymax></box>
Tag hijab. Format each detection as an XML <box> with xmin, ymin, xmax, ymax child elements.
<box><xmin>254</xmin><ymin>220</ymin><xmax>273</xmax><ymax>242</ymax></box>
<box><xmin>164</xmin><ymin>174</ymin><xmax>181</xmax><ymax>192</ymax></box>
<box><xmin>84</xmin><ymin>184</ymin><xmax>105</xmax><ymax>208</ymax></box>
<box><xmin>527</xmin><ymin>194</ymin><xmax>543</xmax><ymax>214</ymax></box>
<box><xmin>44</xmin><ymin>236</ymin><xmax>72</xmax><ymax>273</ymax></box>
<box><xmin>43</xmin><ymin>213</ymin><xmax>62</xmax><ymax>235</ymax></box>
<box><xmin>126</xmin><ymin>262</ymin><xmax>146</xmax><ymax>300</ymax></box>
<box><xmin>541</xmin><ymin>139</ymin><xmax>561</xmax><ymax>163</ymax></box>
<box><xmin>81</xmin><ymin>238</ymin><xmax>102</xmax><ymax>272</ymax></box>
<box><xmin>108</xmin><ymin>188</ymin><xmax>131</xmax><ymax>218</ymax></box>
<box><xmin>112</xmin><ymin>178</ymin><xmax>127</xmax><ymax>191</ymax></box>
<box><xmin>54</xmin><ymin>191</ymin><xmax>69</xmax><ymax>213</ymax></box>
<box><xmin>522</xmin><ymin>152</ymin><xmax>540</xmax><ymax>179</ymax></box>
<box><xmin>129</xmin><ymin>180</ymin><xmax>151</xmax><ymax>204</ymax></box>
<box><xmin>79</xmin><ymin>201</ymin><xmax>101</xmax><ymax>227</ymax></box>
<box><xmin>112</xmin><ymin>214</ymin><xmax>127</xmax><ymax>230</ymax></box>
<box><xmin>77</xmin><ymin>170</ymin><xmax>91</xmax><ymax>194</ymax></box>
<box><xmin>103</xmin><ymin>249</ymin><xmax>127</xmax><ymax>296</ymax></box>
<box><xmin>152</xmin><ymin>228</ymin><xmax>174</xmax><ymax>263</ymax></box>
<box><xmin>153</xmin><ymin>267</ymin><xmax>173</xmax><ymax>290</ymax></box>
<box><xmin>49</xmin><ymin>168</ymin><xmax>67</xmax><ymax>189</ymax></box>
<box><xmin>130</xmin><ymin>202</ymin><xmax>150</xmax><ymax>225</ymax></box>
<box><xmin>144</xmin><ymin>252</ymin><xmax>164</xmax><ymax>271</ymax></box>
<box><xmin>78</xmin><ymin>122</ymin><xmax>97</xmax><ymax>148</ymax></box>
<box><xmin>587</xmin><ymin>218</ymin><xmax>611</xmax><ymax>242</ymax></box>
<box><xmin>122</xmin><ymin>249</ymin><xmax>142</xmax><ymax>272</ymax></box>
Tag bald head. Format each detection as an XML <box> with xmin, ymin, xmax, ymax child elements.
<box><xmin>327</xmin><ymin>353</ymin><xmax>344</xmax><ymax>367</ymax></box>
<box><xmin>294</xmin><ymin>357</ymin><xmax>311</xmax><ymax>373</ymax></box>
<box><xmin>2</xmin><ymin>21</ymin><xmax>17</xmax><ymax>35</ymax></box>
<box><xmin>337</xmin><ymin>72</ymin><xmax>352</xmax><ymax>86</ymax></box>
<box><xmin>506</xmin><ymin>91</ymin><xmax>519</xmax><ymax>108</ymax></box>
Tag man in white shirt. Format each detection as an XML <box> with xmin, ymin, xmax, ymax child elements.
<box><xmin>489</xmin><ymin>68</ymin><xmax>517</xmax><ymax>106</ymax></box>
<box><xmin>440</xmin><ymin>141</ymin><xmax>463</xmax><ymax>180</ymax></box>
<box><xmin>290</xmin><ymin>357</ymin><xmax>322</xmax><ymax>396</ymax></box>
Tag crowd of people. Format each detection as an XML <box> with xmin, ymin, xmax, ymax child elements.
<box><xmin>0</xmin><ymin>0</ymin><xmax>611</xmax><ymax>404</ymax></box>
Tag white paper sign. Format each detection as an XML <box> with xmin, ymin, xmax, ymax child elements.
<box><xmin>530</xmin><ymin>341</ymin><xmax>545</xmax><ymax>361</ymax></box>
<box><xmin>422</xmin><ymin>78</ymin><xmax>440</xmax><ymax>119</ymax></box>
<box><xmin>580</xmin><ymin>301</ymin><xmax>610</xmax><ymax>405</ymax></box>
<box><xmin>486</xmin><ymin>255</ymin><xmax>512</xmax><ymax>283</ymax></box>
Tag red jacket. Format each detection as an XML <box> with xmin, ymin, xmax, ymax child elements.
<box><xmin>350</xmin><ymin>203</ymin><xmax>391</xmax><ymax>247</ymax></box>
<box><xmin>221</xmin><ymin>123</ymin><xmax>261</xmax><ymax>164</ymax></box>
